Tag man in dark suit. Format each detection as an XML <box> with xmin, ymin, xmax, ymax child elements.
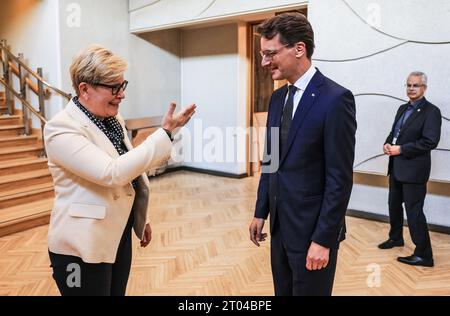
<box><xmin>379</xmin><ymin>71</ymin><xmax>441</xmax><ymax>267</ymax></box>
<box><xmin>249</xmin><ymin>12</ymin><xmax>356</xmax><ymax>296</ymax></box>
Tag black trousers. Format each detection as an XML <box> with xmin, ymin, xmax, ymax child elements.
<box><xmin>270</xmin><ymin>221</ymin><xmax>338</xmax><ymax>296</ymax></box>
<box><xmin>388</xmin><ymin>175</ymin><xmax>433</xmax><ymax>259</ymax></box>
<box><xmin>49</xmin><ymin>212</ymin><xmax>134</xmax><ymax>296</ymax></box>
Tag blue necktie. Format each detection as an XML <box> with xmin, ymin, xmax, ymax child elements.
<box><xmin>280</xmin><ymin>85</ymin><xmax>297</xmax><ymax>151</ymax></box>
<box><xmin>393</xmin><ymin>103</ymin><xmax>415</xmax><ymax>142</ymax></box>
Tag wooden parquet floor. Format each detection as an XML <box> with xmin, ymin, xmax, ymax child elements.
<box><xmin>0</xmin><ymin>171</ymin><xmax>449</xmax><ymax>296</ymax></box>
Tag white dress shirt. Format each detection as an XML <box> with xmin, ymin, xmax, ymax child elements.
<box><xmin>285</xmin><ymin>65</ymin><xmax>317</xmax><ymax>118</ymax></box>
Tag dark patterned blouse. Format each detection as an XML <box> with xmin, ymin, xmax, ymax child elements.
<box><xmin>73</xmin><ymin>96</ymin><xmax>138</xmax><ymax>188</ymax></box>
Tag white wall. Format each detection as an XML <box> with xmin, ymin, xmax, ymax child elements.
<box><xmin>0</xmin><ymin>0</ymin><xmax>64</xmax><ymax>121</ymax></box>
<box><xmin>131</xmin><ymin>30</ymin><xmax>182</xmax><ymax>118</ymax></box>
<box><xmin>129</xmin><ymin>0</ymin><xmax>307</xmax><ymax>33</ymax></box>
<box><xmin>1</xmin><ymin>0</ymin><xmax>182</xmax><ymax>122</ymax></box>
<box><xmin>180</xmin><ymin>23</ymin><xmax>248</xmax><ymax>175</ymax></box>
<box><xmin>57</xmin><ymin>0</ymin><xmax>181</xmax><ymax>119</ymax></box>
<box><xmin>310</xmin><ymin>0</ymin><xmax>450</xmax><ymax>182</ymax></box>
<box><xmin>309</xmin><ymin>0</ymin><xmax>450</xmax><ymax>226</ymax></box>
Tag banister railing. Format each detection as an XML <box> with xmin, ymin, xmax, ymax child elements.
<box><xmin>0</xmin><ymin>40</ymin><xmax>72</xmax><ymax>101</ymax></box>
<box><xmin>0</xmin><ymin>78</ymin><xmax>47</xmax><ymax>146</ymax></box>
<box><xmin>0</xmin><ymin>77</ymin><xmax>47</xmax><ymax>123</ymax></box>
<box><xmin>0</xmin><ymin>76</ymin><xmax>47</xmax><ymax>155</ymax></box>
<box><xmin>0</xmin><ymin>39</ymin><xmax>71</xmax><ymax>157</ymax></box>
<box><xmin>7</xmin><ymin>57</ymin><xmax>43</xmax><ymax>96</ymax></box>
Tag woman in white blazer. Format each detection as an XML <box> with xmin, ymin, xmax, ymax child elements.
<box><xmin>44</xmin><ymin>45</ymin><xmax>196</xmax><ymax>296</ymax></box>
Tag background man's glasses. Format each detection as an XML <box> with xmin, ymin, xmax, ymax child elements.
<box><xmin>95</xmin><ymin>80</ymin><xmax>128</xmax><ymax>95</ymax></box>
<box><xmin>405</xmin><ymin>83</ymin><xmax>425</xmax><ymax>89</ymax></box>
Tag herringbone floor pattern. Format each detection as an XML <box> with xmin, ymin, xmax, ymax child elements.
<box><xmin>0</xmin><ymin>171</ymin><xmax>449</xmax><ymax>296</ymax></box>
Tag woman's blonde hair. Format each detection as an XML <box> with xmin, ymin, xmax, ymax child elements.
<box><xmin>70</xmin><ymin>44</ymin><xmax>128</xmax><ymax>95</ymax></box>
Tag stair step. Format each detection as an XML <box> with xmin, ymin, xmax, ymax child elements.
<box><xmin>0</xmin><ymin>182</ymin><xmax>54</xmax><ymax>209</ymax></box>
<box><xmin>0</xmin><ymin>198</ymin><xmax>53</xmax><ymax>237</ymax></box>
<box><xmin>0</xmin><ymin>114</ymin><xmax>22</xmax><ymax>125</ymax></box>
<box><xmin>0</xmin><ymin>144</ymin><xmax>43</xmax><ymax>161</ymax></box>
<box><xmin>0</xmin><ymin>168</ymin><xmax>52</xmax><ymax>191</ymax></box>
<box><xmin>0</xmin><ymin>124</ymin><xmax>25</xmax><ymax>137</ymax></box>
<box><xmin>0</xmin><ymin>181</ymin><xmax>53</xmax><ymax>197</ymax></box>
<box><xmin>0</xmin><ymin>157</ymin><xmax>48</xmax><ymax>176</ymax></box>
<box><xmin>0</xmin><ymin>134</ymin><xmax>39</xmax><ymax>147</ymax></box>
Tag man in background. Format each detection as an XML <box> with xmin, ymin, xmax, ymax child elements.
<box><xmin>379</xmin><ymin>71</ymin><xmax>441</xmax><ymax>268</ymax></box>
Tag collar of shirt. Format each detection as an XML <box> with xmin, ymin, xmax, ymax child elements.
<box><xmin>285</xmin><ymin>65</ymin><xmax>317</xmax><ymax>118</ymax></box>
<box><xmin>290</xmin><ymin>64</ymin><xmax>317</xmax><ymax>92</ymax></box>
<box><xmin>409</xmin><ymin>97</ymin><xmax>424</xmax><ymax>109</ymax></box>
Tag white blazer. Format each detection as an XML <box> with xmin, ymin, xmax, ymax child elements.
<box><xmin>44</xmin><ymin>100</ymin><xmax>172</xmax><ymax>263</ymax></box>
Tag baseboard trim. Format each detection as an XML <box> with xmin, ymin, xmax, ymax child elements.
<box><xmin>347</xmin><ymin>209</ymin><xmax>450</xmax><ymax>235</ymax></box>
<box><xmin>163</xmin><ymin>166</ymin><xmax>248</xmax><ymax>179</ymax></box>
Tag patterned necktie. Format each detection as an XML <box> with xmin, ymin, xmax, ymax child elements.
<box><xmin>280</xmin><ymin>85</ymin><xmax>297</xmax><ymax>152</ymax></box>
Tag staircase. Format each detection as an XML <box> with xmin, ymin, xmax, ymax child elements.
<box><xmin>0</xmin><ymin>91</ymin><xmax>54</xmax><ymax>237</ymax></box>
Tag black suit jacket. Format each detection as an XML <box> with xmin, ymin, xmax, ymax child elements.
<box><xmin>254</xmin><ymin>69</ymin><xmax>357</xmax><ymax>252</ymax></box>
<box><xmin>385</xmin><ymin>97</ymin><xmax>441</xmax><ymax>184</ymax></box>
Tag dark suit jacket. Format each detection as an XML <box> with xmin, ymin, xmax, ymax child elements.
<box><xmin>254</xmin><ymin>69</ymin><xmax>357</xmax><ymax>252</ymax></box>
<box><xmin>385</xmin><ymin>97</ymin><xmax>441</xmax><ymax>184</ymax></box>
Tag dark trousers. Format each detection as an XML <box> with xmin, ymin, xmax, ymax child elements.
<box><xmin>270</xmin><ymin>221</ymin><xmax>338</xmax><ymax>296</ymax></box>
<box><xmin>388</xmin><ymin>175</ymin><xmax>433</xmax><ymax>259</ymax></box>
<box><xmin>49</xmin><ymin>212</ymin><xmax>134</xmax><ymax>296</ymax></box>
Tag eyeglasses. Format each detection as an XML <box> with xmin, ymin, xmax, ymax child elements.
<box><xmin>405</xmin><ymin>83</ymin><xmax>425</xmax><ymax>89</ymax></box>
<box><xmin>259</xmin><ymin>44</ymin><xmax>291</xmax><ymax>61</ymax></box>
<box><xmin>95</xmin><ymin>80</ymin><xmax>128</xmax><ymax>95</ymax></box>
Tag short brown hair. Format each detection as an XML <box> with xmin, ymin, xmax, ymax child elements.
<box><xmin>70</xmin><ymin>44</ymin><xmax>128</xmax><ymax>96</ymax></box>
<box><xmin>257</xmin><ymin>12</ymin><xmax>315</xmax><ymax>59</ymax></box>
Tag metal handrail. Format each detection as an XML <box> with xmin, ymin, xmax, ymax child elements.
<box><xmin>0</xmin><ymin>77</ymin><xmax>47</xmax><ymax>123</ymax></box>
<box><xmin>0</xmin><ymin>41</ymin><xmax>71</xmax><ymax>101</ymax></box>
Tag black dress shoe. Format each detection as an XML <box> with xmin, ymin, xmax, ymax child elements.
<box><xmin>378</xmin><ymin>239</ymin><xmax>404</xmax><ymax>249</ymax></box>
<box><xmin>397</xmin><ymin>255</ymin><xmax>434</xmax><ymax>267</ymax></box>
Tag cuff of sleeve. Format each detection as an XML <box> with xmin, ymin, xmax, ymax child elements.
<box><xmin>163</xmin><ymin>128</ymin><xmax>174</xmax><ymax>141</ymax></box>
<box><xmin>254</xmin><ymin>210</ymin><xmax>269</xmax><ymax>220</ymax></box>
<box><xmin>311</xmin><ymin>231</ymin><xmax>338</xmax><ymax>249</ymax></box>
